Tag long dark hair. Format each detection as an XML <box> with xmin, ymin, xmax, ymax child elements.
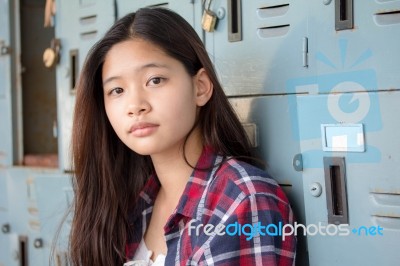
<box><xmin>69</xmin><ymin>7</ymin><xmax>253</xmax><ymax>265</ymax></box>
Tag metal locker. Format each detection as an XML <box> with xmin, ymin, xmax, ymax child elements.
<box><xmin>307</xmin><ymin>0</ymin><xmax>400</xmax><ymax>92</ymax></box>
<box><xmin>228</xmin><ymin>95</ymin><xmax>305</xmax><ymax>228</ymax></box>
<box><xmin>0</xmin><ymin>0</ymin><xmax>16</xmax><ymax>167</ymax></box>
<box><xmin>6</xmin><ymin>169</ymin><xmax>43</xmax><ymax>266</ymax></box>
<box><xmin>33</xmin><ymin>174</ymin><xmax>73</xmax><ymax>265</ymax></box>
<box><xmin>293</xmin><ymin>91</ymin><xmax>400</xmax><ymax>265</ymax></box>
<box><xmin>0</xmin><ymin>170</ymin><xmax>19</xmax><ymax>266</ymax></box>
<box><xmin>54</xmin><ymin>0</ymin><xmax>116</xmax><ymax>170</ymax></box>
<box><xmin>2</xmin><ymin>168</ymin><xmax>71</xmax><ymax>266</ymax></box>
<box><xmin>203</xmin><ymin>1</ymin><xmax>311</xmax><ymax>264</ymax></box>
<box><xmin>203</xmin><ymin>0</ymin><xmax>310</xmax><ymax>96</ymax></box>
<box><xmin>116</xmin><ymin>0</ymin><xmax>203</xmax><ymax>37</ymax></box>
<box><xmin>289</xmin><ymin>1</ymin><xmax>400</xmax><ymax>265</ymax></box>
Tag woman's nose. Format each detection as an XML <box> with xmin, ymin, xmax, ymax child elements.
<box><xmin>127</xmin><ymin>105</ymin><xmax>150</xmax><ymax>117</ymax></box>
<box><xmin>126</xmin><ymin>93</ymin><xmax>151</xmax><ymax>117</ymax></box>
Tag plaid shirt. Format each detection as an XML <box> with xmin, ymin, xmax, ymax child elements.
<box><xmin>126</xmin><ymin>147</ymin><xmax>296</xmax><ymax>265</ymax></box>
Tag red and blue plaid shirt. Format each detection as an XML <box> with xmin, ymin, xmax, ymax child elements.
<box><xmin>126</xmin><ymin>146</ymin><xmax>296</xmax><ymax>265</ymax></box>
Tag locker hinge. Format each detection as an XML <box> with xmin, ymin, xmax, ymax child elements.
<box><xmin>302</xmin><ymin>37</ymin><xmax>308</xmax><ymax>68</ymax></box>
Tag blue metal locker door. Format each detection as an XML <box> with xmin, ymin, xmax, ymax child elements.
<box><xmin>203</xmin><ymin>1</ymin><xmax>312</xmax><ymax>185</ymax></box>
<box><xmin>55</xmin><ymin>0</ymin><xmax>115</xmax><ymax>170</ymax></box>
<box><xmin>33</xmin><ymin>174</ymin><xmax>73</xmax><ymax>265</ymax></box>
<box><xmin>0</xmin><ymin>0</ymin><xmax>13</xmax><ymax>167</ymax></box>
<box><xmin>289</xmin><ymin>1</ymin><xmax>400</xmax><ymax>265</ymax></box>
<box><xmin>205</xmin><ymin>1</ymin><xmax>311</xmax><ymax>264</ymax></box>
<box><xmin>293</xmin><ymin>92</ymin><xmax>400</xmax><ymax>266</ymax></box>
<box><xmin>6</xmin><ymin>169</ymin><xmax>42</xmax><ymax>266</ymax></box>
<box><xmin>0</xmin><ymin>2</ymin><xmax>20</xmax><ymax>263</ymax></box>
<box><xmin>0</xmin><ymin>170</ymin><xmax>19</xmax><ymax>266</ymax></box>
<box><xmin>5</xmin><ymin>168</ymin><xmax>69</xmax><ymax>266</ymax></box>
<box><xmin>116</xmin><ymin>0</ymin><xmax>202</xmax><ymax>37</ymax></box>
<box><xmin>204</xmin><ymin>0</ymin><xmax>310</xmax><ymax>96</ymax></box>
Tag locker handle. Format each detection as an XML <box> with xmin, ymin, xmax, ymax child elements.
<box><xmin>335</xmin><ymin>0</ymin><xmax>353</xmax><ymax>30</ymax></box>
<box><xmin>324</xmin><ymin>157</ymin><xmax>349</xmax><ymax>224</ymax></box>
<box><xmin>70</xmin><ymin>49</ymin><xmax>79</xmax><ymax>93</ymax></box>
<box><xmin>19</xmin><ymin>236</ymin><xmax>28</xmax><ymax>266</ymax></box>
<box><xmin>228</xmin><ymin>0</ymin><xmax>242</xmax><ymax>42</ymax></box>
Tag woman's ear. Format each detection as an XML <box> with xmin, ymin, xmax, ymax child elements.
<box><xmin>194</xmin><ymin>68</ymin><xmax>213</xmax><ymax>107</ymax></box>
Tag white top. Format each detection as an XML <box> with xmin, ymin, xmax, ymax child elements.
<box><xmin>123</xmin><ymin>239</ymin><xmax>166</xmax><ymax>266</ymax></box>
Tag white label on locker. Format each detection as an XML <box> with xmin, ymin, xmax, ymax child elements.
<box><xmin>321</xmin><ymin>124</ymin><xmax>365</xmax><ymax>152</ymax></box>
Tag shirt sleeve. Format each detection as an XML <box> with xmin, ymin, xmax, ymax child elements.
<box><xmin>188</xmin><ymin>192</ymin><xmax>297</xmax><ymax>266</ymax></box>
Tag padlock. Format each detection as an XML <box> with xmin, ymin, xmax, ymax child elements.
<box><xmin>43</xmin><ymin>38</ymin><xmax>61</xmax><ymax>68</ymax></box>
<box><xmin>202</xmin><ymin>0</ymin><xmax>217</xmax><ymax>32</ymax></box>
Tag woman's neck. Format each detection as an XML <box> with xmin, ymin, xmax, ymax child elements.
<box><xmin>150</xmin><ymin>129</ymin><xmax>203</xmax><ymax>204</ymax></box>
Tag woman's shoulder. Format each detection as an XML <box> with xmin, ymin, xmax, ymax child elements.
<box><xmin>209</xmin><ymin>157</ymin><xmax>289</xmax><ymax>204</ymax></box>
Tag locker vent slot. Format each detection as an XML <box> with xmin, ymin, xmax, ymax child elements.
<box><xmin>257</xmin><ymin>4</ymin><xmax>289</xmax><ymax>18</ymax></box>
<box><xmin>29</xmin><ymin>219</ymin><xmax>41</xmax><ymax>231</ymax></box>
<box><xmin>257</xmin><ymin>2</ymin><xmax>290</xmax><ymax>39</ymax></box>
<box><xmin>80</xmin><ymin>30</ymin><xmax>98</xmax><ymax>39</ymax></box>
<box><xmin>149</xmin><ymin>3</ymin><xmax>168</xmax><ymax>7</ymax></box>
<box><xmin>80</xmin><ymin>14</ymin><xmax>98</xmax><ymax>39</ymax></box>
<box><xmin>257</xmin><ymin>24</ymin><xmax>290</xmax><ymax>38</ymax></box>
<box><xmin>371</xmin><ymin>215</ymin><xmax>400</xmax><ymax>230</ymax></box>
<box><xmin>80</xmin><ymin>15</ymin><xmax>97</xmax><ymax>25</ymax></box>
<box><xmin>371</xmin><ymin>192</ymin><xmax>400</xmax><ymax>206</ymax></box>
<box><xmin>370</xmin><ymin>191</ymin><xmax>400</xmax><ymax>229</ymax></box>
<box><xmin>374</xmin><ymin>10</ymin><xmax>400</xmax><ymax>25</ymax></box>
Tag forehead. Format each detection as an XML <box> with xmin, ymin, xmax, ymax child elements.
<box><xmin>102</xmin><ymin>39</ymin><xmax>181</xmax><ymax>78</ymax></box>
<box><xmin>106</xmin><ymin>38</ymin><xmax>169</xmax><ymax>62</ymax></box>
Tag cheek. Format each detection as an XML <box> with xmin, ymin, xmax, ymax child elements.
<box><xmin>104</xmin><ymin>103</ymin><xmax>122</xmax><ymax>131</ymax></box>
<box><xmin>167</xmin><ymin>90</ymin><xmax>196</xmax><ymax>114</ymax></box>
<box><xmin>104</xmin><ymin>103</ymin><xmax>113</xmax><ymax>123</ymax></box>
<box><xmin>173</xmin><ymin>101</ymin><xmax>197</xmax><ymax>127</ymax></box>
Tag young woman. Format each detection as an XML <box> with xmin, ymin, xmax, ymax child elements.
<box><xmin>70</xmin><ymin>7</ymin><xmax>296</xmax><ymax>266</ymax></box>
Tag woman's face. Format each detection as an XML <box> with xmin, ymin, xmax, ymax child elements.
<box><xmin>102</xmin><ymin>39</ymin><xmax>201</xmax><ymax>157</ymax></box>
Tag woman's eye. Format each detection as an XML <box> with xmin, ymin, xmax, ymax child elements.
<box><xmin>109</xmin><ymin>87</ymin><xmax>124</xmax><ymax>95</ymax></box>
<box><xmin>147</xmin><ymin>77</ymin><xmax>165</xmax><ymax>86</ymax></box>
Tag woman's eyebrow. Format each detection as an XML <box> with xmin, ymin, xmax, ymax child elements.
<box><xmin>103</xmin><ymin>76</ymin><xmax>121</xmax><ymax>87</ymax></box>
<box><xmin>103</xmin><ymin>63</ymin><xmax>170</xmax><ymax>86</ymax></box>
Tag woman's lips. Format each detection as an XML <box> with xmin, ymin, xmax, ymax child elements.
<box><xmin>129</xmin><ymin>122</ymin><xmax>159</xmax><ymax>137</ymax></box>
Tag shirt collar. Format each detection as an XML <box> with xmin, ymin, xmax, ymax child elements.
<box><xmin>164</xmin><ymin>146</ymin><xmax>222</xmax><ymax>231</ymax></box>
<box><xmin>128</xmin><ymin>174</ymin><xmax>160</xmax><ymax>226</ymax></box>
<box><xmin>130</xmin><ymin>146</ymin><xmax>222</xmax><ymax>231</ymax></box>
